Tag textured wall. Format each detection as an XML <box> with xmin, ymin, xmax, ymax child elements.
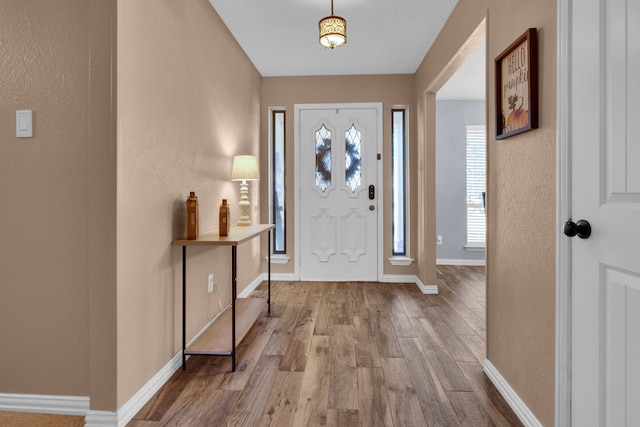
<box><xmin>0</xmin><ymin>0</ymin><xmax>117</xmax><ymax>409</ymax></box>
<box><xmin>1</xmin><ymin>0</ymin><xmax>87</xmax><ymax>398</ymax></box>
<box><xmin>260</xmin><ymin>75</ymin><xmax>417</xmax><ymax>277</ymax></box>
<box><xmin>117</xmin><ymin>0</ymin><xmax>262</xmax><ymax>406</ymax></box>
<box><xmin>486</xmin><ymin>4</ymin><xmax>556</xmax><ymax>425</ymax></box>
<box><xmin>415</xmin><ymin>0</ymin><xmax>557</xmax><ymax>425</ymax></box>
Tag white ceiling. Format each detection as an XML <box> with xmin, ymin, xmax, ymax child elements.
<box><xmin>208</xmin><ymin>0</ymin><xmax>460</xmax><ymax>77</ymax></box>
<box><xmin>436</xmin><ymin>42</ymin><xmax>485</xmax><ymax>100</ymax></box>
<box><xmin>207</xmin><ymin>0</ymin><xmax>484</xmax><ymax>99</ymax></box>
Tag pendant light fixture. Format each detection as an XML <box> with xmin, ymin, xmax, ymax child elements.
<box><xmin>319</xmin><ymin>0</ymin><xmax>347</xmax><ymax>49</ymax></box>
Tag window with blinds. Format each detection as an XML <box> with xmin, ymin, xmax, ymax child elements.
<box><xmin>466</xmin><ymin>125</ymin><xmax>486</xmax><ymax>247</ymax></box>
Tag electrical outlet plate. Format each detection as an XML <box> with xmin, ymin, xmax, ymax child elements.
<box><xmin>437</xmin><ymin>235</ymin><xmax>443</xmax><ymax>245</ymax></box>
<box><xmin>208</xmin><ymin>274</ymin><xmax>214</xmax><ymax>293</ymax></box>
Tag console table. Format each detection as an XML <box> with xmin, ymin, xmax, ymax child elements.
<box><xmin>172</xmin><ymin>224</ymin><xmax>274</xmax><ymax>371</ymax></box>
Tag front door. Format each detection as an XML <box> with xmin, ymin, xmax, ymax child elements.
<box><xmin>568</xmin><ymin>0</ymin><xmax>640</xmax><ymax>425</ymax></box>
<box><xmin>296</xmin><ymin>104</ymin><xmax>381</xmax><ymax>281</ymax></box>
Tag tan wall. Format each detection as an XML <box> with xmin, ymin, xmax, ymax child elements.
<box><xmin>261</xmin><ymin>75</ymin><xmax>418</xmax><ymax>278</ymax></box>
<box><xmin>1</xmin><ymin>0</ymin><xmax>556</xmax><ymax>420</ymax></box>
<box><xmin>415</xmin><ymin>0</ymin><xmax>557</xmax><ymax>425</ymax></box>
<box><xmin>0</xmin><ymin>0</ymin><xmax>117</xmax><ymax>408</ymax></box>
<box><xmin>116</xmin><ymin>0</ymin><xmax>262</xmax><ymax>407</ymax></box>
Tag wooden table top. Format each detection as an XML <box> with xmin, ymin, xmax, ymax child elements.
<box><xmin>172</xmin><ymin>224</ymin><xmax>274</xmax><ymax>246</ymax></box>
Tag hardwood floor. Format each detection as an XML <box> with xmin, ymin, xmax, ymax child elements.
<box><xmin>129</xmin><ymin>265</ymin><xmax>523</xmax><ymax>426</ymax></box>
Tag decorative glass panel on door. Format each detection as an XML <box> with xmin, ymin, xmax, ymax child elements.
<box><xmin>345</xmin><ymin>124</ymin><xmax>362</xmax><ymax>193</ymax></box>
<box><xmin>315</xmin><ymin>125</ymin><xmax>332</xmax><ymax>192</ymax></box>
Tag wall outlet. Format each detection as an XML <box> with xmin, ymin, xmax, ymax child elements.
<box><xmin>208</xmin><ymin>273</ymin><xmax>214</xmax><ymax>293</ymax></box>
<box><xmin>437</xmin><ymin>235</ymin><xmax>443</xmax><ymax>245</ymax></box>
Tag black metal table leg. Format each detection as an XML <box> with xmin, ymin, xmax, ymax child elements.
<box><xmin>182</xmin><ymin>245</ymin><xmax>186</xmax><ymax>370</ymax></box>
<box><xmin>268</xmin><ymin>230</ymin><xmax>271</xmax><ymax>315</ymax></box>
<box><xmin>231</xmin><ymin>245</ymin><xmax>237</xmax><ymax>372</ymax></box>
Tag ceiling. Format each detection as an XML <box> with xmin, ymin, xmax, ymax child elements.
<box><xmin>207</xmin><ymin>0</ymin><xmax>484</xmax><ymax>100</ymax></box>
<box><xmin>208</xmin><ymin>0</ymin><xmax>460</xmax><ymax>77</ymax></box>
<box><xmin>436</xmin><ymin>42</ymin><xmax>485</xmax><ymax>100</ymax></box>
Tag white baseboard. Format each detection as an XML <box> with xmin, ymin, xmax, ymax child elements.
<box><xmin>0</xmin><ymin>371</ymin><xmax>176</xmax><ymax>426</ymax></box>
<box><xmin>267</xmin><ymin>272</ymin><xmax>440</xmax><ymax>295</ymax></box>
<box><xmin>263</xmin><ymin>254</ymin><xmax>290</xmax><ymax>264</ymax></box>
<box><xmin>382</xmin><ymin>274</ymin><xmax>417</xmax><ymax>283</ymax></box>
<box><xmin>111</xmin><ymin>349</ymin><xmax>184</xmax><ymax>427</ymax></box>
<box><xmin>414</xmin><ymin>276</ymin><xmax>439</xmax><ymax>294</ymax></box>
<box><xmin>436</xmin><ymin>258</ymin><xmax>486</xmax><ymax>266</ymax></box>
<box><xmin>246</xmin><ymin>272</ymin><xmax>442</xmax><ymax>294</ymax></box>
<box><xmin>238</xmin><ymin>273</ymin><xmax>266</xmax><ymax>298</ymax></box>
<box><xmin>237</xmin><ymin>273</ymin><xmax>296</xmax><ymax>298</ymax></box>
<box><xmin>84</xmin><ymin>410</ymin><xmax>118</xmax><ymax>427</ymax></box>
<box><xmin>382</xmin><ymin>274</ymin><xmax>438</xmax><ymax>294</ymax></box>
<box><xmin>483</xmin><ymin>359</ymin><xmax>543</xmax><ymax>427</ymax></box>
<box><xmin>0</xmin><ymin>393</ymin><xmax>89</xmax><ymax>416</ymax></box>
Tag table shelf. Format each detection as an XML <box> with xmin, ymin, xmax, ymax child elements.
<box><xmin>173</xmin><ymin>224</ymin><xmax>274</xmax><ymax>371</ymax></box>
<box><xmin>185</xmin><ymin>298</ymin><xmax>266</xmax><ymax>355</ymax></box>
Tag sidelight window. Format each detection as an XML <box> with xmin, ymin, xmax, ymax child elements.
<box><xmin>271</xmin><ymin>110</ymin><xmax>286</xmax><ymax>253</ymax></box>
<box><xmin>392</xmin><ymin>109</ymin><xmax>407</xmax><ymax>256</ymax></box>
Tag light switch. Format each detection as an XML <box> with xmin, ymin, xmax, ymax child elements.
<box><xmin>16</xmin><ymin>110</ymin><xmax>33</xmax><ymax>137</ymax></box>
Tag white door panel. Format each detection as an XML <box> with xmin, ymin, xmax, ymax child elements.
<box><xmin>603</xmin><ymin>268</ymin><xmax>640</xmax><ymax>426</ymax></box>
<box><xmin>297</xmin><ymin>106</ymin><xmax>380</xmax><ymax>281</ymax></box>
<box><xmin>569</xmin><ymin>0</ymin><xmax>640</xmax><ymax>425</ymax></box>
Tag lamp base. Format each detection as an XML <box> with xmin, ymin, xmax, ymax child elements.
<box><xmin>237</xmin><ymin>180</ymin><xmax>252</xmax><ymax>226</ymax></box>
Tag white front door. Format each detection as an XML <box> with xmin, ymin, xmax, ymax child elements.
<box><xmin>567</xmin><ymin>0</ymin><xmax>640</xmax><ymax>425</ymax></box>
<box><xmin>296</xmin><ymin>104</ymin><xmax>381</xmax><ymax>281</ymax></box>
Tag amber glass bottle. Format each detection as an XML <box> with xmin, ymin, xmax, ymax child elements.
<box><xmin>186</xmin><ymin>192</ymin><xmax>199</xmax><ymax>240</ymax></box>
<box><xmin>219</xmin><ymin>199</ymin><xmax>230</xmax><ymax>236</ymax></box>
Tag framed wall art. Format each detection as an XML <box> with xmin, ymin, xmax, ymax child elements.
<box><xmin>495</xmin><ymin>28</ymin><xmax>538</xmax><ymax>140</ymax></box>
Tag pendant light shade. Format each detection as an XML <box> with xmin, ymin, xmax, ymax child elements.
<box><xmin>319</xmin><ymin>0</ymin><xmax>346</xmax><ymax>49</ymax></box>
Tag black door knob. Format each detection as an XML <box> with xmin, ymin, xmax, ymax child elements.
<box><xmin>563</xmin><ymin>219</ymin><xmax>591</xmax><ymax>239</ymax></box>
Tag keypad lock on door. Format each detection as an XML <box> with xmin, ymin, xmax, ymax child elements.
<box><xmin>369</xmin><ymin>185</ymin><xmax>375</xmax><ymax>200</ymax></box>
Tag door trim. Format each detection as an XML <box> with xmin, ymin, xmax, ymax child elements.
<box><xmin>556</xmin><ymin>0</ymin><xmax>572</xmax><ymax>425</ymax></box>
<box><xmin>294</xmin><ymin>102</ymin><xmax>384</xmax><ymax>282</ymax></box>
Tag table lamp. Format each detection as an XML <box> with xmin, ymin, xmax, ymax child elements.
<box><xmin>231</xmin><ymin>155</ymin><xmax>259</xmax><ymax>226</ymax></box>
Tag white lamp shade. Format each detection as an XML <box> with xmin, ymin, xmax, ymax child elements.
<box><xmin>231</xmin><ymin>155</ymin><xmax>259</xmax><ymax>181</ymax></box>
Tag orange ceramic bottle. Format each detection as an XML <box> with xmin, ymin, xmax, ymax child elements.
<box><xmin>219</xmin><ymin>199</ymin><xmax>230</xmax><ymax>236</ymax></box>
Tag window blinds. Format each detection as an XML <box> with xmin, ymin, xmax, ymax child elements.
<box><xmin>466</xmin><ymin>125</ymin><xmax>486</xmax><ymax>245</ymax></box>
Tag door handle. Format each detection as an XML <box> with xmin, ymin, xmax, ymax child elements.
<box><xmin>563</xmin><ymin>219</ymin><xmax>591</xmax><ymax>239</ymax></box>
<box><xmin>369</xmin><ymin>205</ymin><xmax>375</xmax><ymax>211</ymax></box>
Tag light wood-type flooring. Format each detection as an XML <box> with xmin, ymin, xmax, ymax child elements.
<box><xmin>129</xmin><ymin>265</ymin><xmax>523</xmax><ymax>426</ymax></box>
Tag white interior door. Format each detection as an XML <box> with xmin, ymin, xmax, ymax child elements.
<box><xmin>568</xmin><ymin>0</ymin><xmax>640</xmax><ymax>425</ymax></box>
<box><xmin>296</xmin><ymin>104</ymin><xmax>380</xmax><ymax>281</ymax></box>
